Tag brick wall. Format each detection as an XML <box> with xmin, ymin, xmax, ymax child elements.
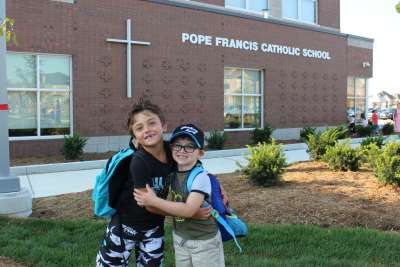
<box><xmin>10</xmin><ymin>140</ymin><xmax>64</xmax><ymax>158</ymax></box>
<box><xmin>225</xmin><ymin>131</ymin><xmax>253</xmax><ymax>147</ymax></box>
<box><xmin>7</xmin><ymin>0</ymin><xmax>363</xmax><ymax>157</ymax></box>
<box><xmin>318</xmin><ymin>0</ymin><xmax>340</xmax><ymax>29</ymax></box>
<box><xmin>347</xmin><ymin>46</ymin><xmax>373</xmax><ymax>78</ymax></box>
<box><xmin>195</xmin><ymin>0</ymin><xmax>225</xmax><ymax>6</ymax></box>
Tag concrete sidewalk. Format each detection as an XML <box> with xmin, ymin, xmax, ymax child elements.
<box><xmin>14</xmin><ymin>144</ymin><xmax>310</xmax><ymax>199</ymax></box>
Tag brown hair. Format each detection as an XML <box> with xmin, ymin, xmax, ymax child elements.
<box><xmin>126</xmin><ymin>98</ymin><xmax>166</xmax><ymax>136</ymax></box>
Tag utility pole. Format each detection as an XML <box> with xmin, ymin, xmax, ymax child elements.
<box><xmin>0</xmin><ymin>0</ymin><xmax>32</xmax><ymax>217</ymax></box>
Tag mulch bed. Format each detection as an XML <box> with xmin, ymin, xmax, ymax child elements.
<box><xmin>0</xmin><ymin>257</ymin><xmax>26</xmax><ymax>267</ymax></box>
<box><xmin>31</xmin><ymin>161</ymin><xmax>400</xmax><ymax>231</ymax></box>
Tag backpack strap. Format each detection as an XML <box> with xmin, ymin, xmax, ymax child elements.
<box><xmin>106</xmin><ymin>148</ymin><xmax>134</xmax><ymax>175</ymax></box>
<box><xmin>210</xmin><ymin>209</ymin><xmax>243</xmax><ymax>253</ymax></box>
<box><xmin>186</xmin><ymin>165</ymin><xmax>206</xmax><ymax>193</ymax></box>
<box><xmin>186</xmin><ymin>165</ymin><xmax>244</xmax><ymax>253</ymax></box>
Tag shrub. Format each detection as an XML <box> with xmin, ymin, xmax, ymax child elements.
<box><xmin>251</xmin><ymin>124</ymin><xmax>274</xmax><ymax>144</ymax></box>
<box><xmin>61</xmin><ymin>134</ymin><xmax>88</xmax><ymax>160</ymax></box>
<box><xmin>305</xmin><ymin>127</ymin><xmax>345</xmax><ymax>160</ymax></box>
<box><xmin>360</xmin><ymin>143</ymin><xmax>381</xmax><ymax>168</ymax></box>
<box><xmin>355</xmin><ymin>125</ymin><xmax>374</xmax><ymax>137</ymax></box>
<box><xmin>206</xmin><ymin>130</ymin><xmax>227</xmax><ymax>150</ymax></box>
<box><xmin>334</xmin><ymin>125</ymin><xmax>349</xmax><ymax>139</ymax></box>
<box><xmin>374</xmin><ymin>142</ymin><xmax>400</xmax><ymax>186</ymax></box>
<box><xmin>323</xmin><ymin>141</ymin><xmax>362</xmax><ymax>171</ymax></box>
<box><xmin>381</xmin><ymin>123</ymin><xmax>394</xmax><ymax>135</ymax></box>
<box><xmin>240</xmin><ymin>140</ymin><xmax>286</xmax><ymax>187</ymax></box>
<box><xmin>360</xmin><ymin>136</ymin><xmax>385</xmax><ymax>149</ymax></box>
<box><xmin>299</xmin><ymin>126</ymin><xmax>316</xmax><ymax>142</ymax></box>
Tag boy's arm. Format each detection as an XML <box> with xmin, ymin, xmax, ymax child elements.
<box><xmin>132</xmin><ymin>187</ymin><xmax>169</xmax><ymax>215</ymax></box>
<box><xmin>134</xmin><ymin>184</ymin><xmax>206</xmax><ymax>218</ymax></box>
<box><xmin>145</xmin><ymin>204</ymin><xmax>211</xmax><ymax>219</ymax></box>
<box><xmin>146</xmin><ymin>206</ymin><xmax>171</xmax><ymax>216</ymax></box>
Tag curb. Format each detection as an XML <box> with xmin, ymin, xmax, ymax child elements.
<box><xmin>10</xmin><ymin>136</ymin><xmax>399</xmax><ymax>176</ymax></box>
<box><xmin>11</xmin><ymin>160</ymin><xmax>107</xmax><ymax>176</ymax></box>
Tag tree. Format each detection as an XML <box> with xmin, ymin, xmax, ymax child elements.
<box><xmin>397</xmin><ymin>1</ymin><xmax>400</xmax><ymax>13</ymax></box>
<box><xmin>0</xmin><ymin>17</ymin><xmax>16</xmax><ymax>44</ymax></box>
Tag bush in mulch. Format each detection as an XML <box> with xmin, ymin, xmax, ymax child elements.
<box><xmin>381</xmin><ymin>123</ymin><xmax>395</xmax><ymax>135</ymax></box>
<box><xmin>240</xmin><ymin>140</ymin><xmax>286</xmax><ymax>187</ymax></box>
<box><xmin>374</xmin><ymin>142</ymin><xmax>400</xmax><ymax>186</ymax></box>
<box><xmin>60</xmin><ymin>134</ymin><xmax>88</xmax><ymax>160</ymax></box>
<box><xmin>300</xmin><ymin>126</ymin><xmax>316</xmax><ymax>143</ymax></box>
<box><xmin>206</xmin><ymin>129</ymin><xmax>228</xmax><ymax>150</ymax></box>
<box><xmin>305</xmin><ymin>127</ymin><xmax>346</xmax><ymax>160</ymax></box>
<box><xmin>251</xmin><ymin>124</ymin><xmax>274</xmax><ymax>144</ymax></box>
<box><xmin>323</xmin><ymin>141</ymin><xmax>362</xmax><ymax>171</ymax></box>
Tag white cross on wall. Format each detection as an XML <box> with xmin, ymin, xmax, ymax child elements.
<box><xmin>106</xmin><ymin>19</ymin><xmax>151</xmax><ymax>98</ymax></box>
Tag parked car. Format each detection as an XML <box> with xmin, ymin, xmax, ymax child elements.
<box><xmin>380</xmin><ymin>108</ymin><xmax>396</xmax><ymax>120</ymax></box>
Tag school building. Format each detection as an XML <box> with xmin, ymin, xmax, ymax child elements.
<box><xmin>6</xmin><ymin>0</ymin><xmax>373</xmax><ymax>157</ymax></box>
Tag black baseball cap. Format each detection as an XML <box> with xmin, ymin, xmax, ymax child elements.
<box><xmin>170</xmin><ymin>124</ymin><xmax>204</xmax><ymax>149</ymax></box>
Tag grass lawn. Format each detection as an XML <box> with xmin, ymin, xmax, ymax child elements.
<box><xmin>1</xmin><ymin>217</ymin><xmax>400</xmax><ymax>267</ymax></box>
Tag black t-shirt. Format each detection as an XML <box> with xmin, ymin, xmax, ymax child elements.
<box><xmin>116</xmin><ymin>141</ymin><xmax>176</xmax><ymax>229</ymax></box>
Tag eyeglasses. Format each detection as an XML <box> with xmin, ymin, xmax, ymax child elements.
<box><xmin>171</xmin><ymin>143</ymin><xmax>197</xmax><ymax>153</ymax></box>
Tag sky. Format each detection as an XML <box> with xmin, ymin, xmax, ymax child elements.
<box><xmin>341</xmin><ymin>0</ymin><xmax>400</xmax><ymax>97</ymax></box>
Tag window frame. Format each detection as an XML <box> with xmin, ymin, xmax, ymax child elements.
<box><xmin>225</xmin><ymin>0</ymin><xmax>269</xmax><ymax>15</ymax></box>
<box><xmin>7</xmin><ymin>52</ymin><xmax>74</xmax><ymax>141</ymax></box>
<box><xmin>224</xmin><ymin>67</ymin><xmax>264</xmax><ymax>131</ymax></box>
<box><xmin>346</xmin><ymin>76</ymin><xmax>368</xmax><ymax>121</ymax></box>
<box><xmin>282</xmin><ymin>0</ymin><xmax>318</xmax><ymax>25</ymax></box>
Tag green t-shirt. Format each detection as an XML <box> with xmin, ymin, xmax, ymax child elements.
<box><xmin>171</xmin><ymin>170</ymin><xmax>218</xmax><ymax>240</ymax></box>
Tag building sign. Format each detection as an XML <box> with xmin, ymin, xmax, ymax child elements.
<box><xmin>182</xmin><ymin>33</ymin><xmax>331</xmax><ymax>60</ymax></box>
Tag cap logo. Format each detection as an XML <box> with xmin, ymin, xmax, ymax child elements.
<box><xmin>181</xmin><ymin>126</ymin><xmax>198</xmax><ymax>134</ymax></box>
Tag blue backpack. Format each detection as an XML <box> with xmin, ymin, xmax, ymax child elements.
<box><xmin>92</xmin><ymin>148</ymin><xmax>134</xmax><ymax>217</ymax></box>
<box><xmin>186</xmin><ymin>165</ymin><xmax>248</xmax><ymax>253</ymax></box>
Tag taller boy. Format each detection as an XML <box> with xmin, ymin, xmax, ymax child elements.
<box><xmin>96</xmin><ymin>100</ymin><xmax>175</xmax><ymax>267</ymax></box>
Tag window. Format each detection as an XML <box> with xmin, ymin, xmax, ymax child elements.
<box><xmin>347</xmin><ymin>77</ymin><xmax>367</xmax><ymax>122</ymax></box>
<box><xmin>282</xmin><ymin>0</ymin><xmax>317</xmax><ymax>23</ymax></box>
<box><xmin>225</xmin><ymin>0</ymin><xmax>268</xmax><ymax>13</ymax></box>
<box><xmin>224</xmin><ymin>68</ymin><xmax>263</xmax><ymax>129</ymax></box>
<box><xmin>7</xmin><ymin>53</ymin><xmax>72</xmax><ymax>138</ymax></box>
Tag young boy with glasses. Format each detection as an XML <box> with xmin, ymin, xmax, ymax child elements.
<box><xmin>134</xmin><ymin>124</ymin><xmax>225</xmax><ymax>267</ymax></box>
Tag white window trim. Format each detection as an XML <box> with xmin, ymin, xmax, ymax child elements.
<box><xmin>224</xmin><ymin>67</ymin><xmax>264</xmax><ymax>131</ymax></box>
<box><xmin>7</xmin><ymin>52</ymin><xmax>74</xmax><ymax>141</ymax></box>
<box><xmin>282</xmin><ymin>0</ymin><xmax>318</xmax><ymax>25</ymax></box>
<box><xmin>225</xmin><ymin>0</ymin><xmax>269</xmax><ymax>15</ymax></box>
<box><xmin>50</xmin><ymin>0</ymin><xmax>74</xmax><ymax>4</ymax></box>
<box><xmin>10</xmin><ymin>135</ymin><xmax>68</xmax><ymax>141</ymax></box>
<box><xmin>225</xmin><ymin>127</ymin><xmax>258</xmax><ymax>132</ymax></box>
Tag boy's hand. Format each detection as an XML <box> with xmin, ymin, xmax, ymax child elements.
<box><xmin>134</xmin><ymin>184</ymin><xmax>157</xmax><ymax>207</ymax></box>
<box><xmin>192</xmin><ymin>206</ymin><xmax>211</xmax><ymax>220</ymax></box>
